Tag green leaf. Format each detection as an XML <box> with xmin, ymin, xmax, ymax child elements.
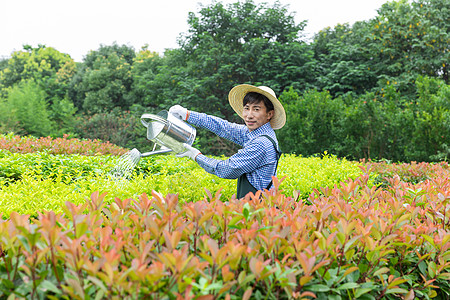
<box><xmin>373</xmin><ymin>267</ymin><xmax>390</xmax><ymax>277</ymax></box>
<box><xmin>385</xmin><ymin>288</ymin><xmax>408</xmax><ymax>294</ymax></box>
<box><xmin>418</xmin><ymin>261</ymin><xmax>427</xmax><ymax>276</ymax></box>
<box><xmin>229</xmin><ymin>216</ymin><xmax>242</xmax><ymax>227</ymax></box>
<box><xmin>40</xmin><ymin>280</ymin><xmax>62</xmax><ymax>295</ymax></box>
<box><xmin>337</xmin><ymin>282</ymin><xmax>360</xmax><ymax>290</ymax></box>
<box><xmin>421</xmin><ymin>234</ymin><xmax>435</xmax><ymax>247</ymax></box>
<box><xmin>307</xmin><ymin>284</ymin><xmax>331</xmax><ymax>292</ymax></box>
<box><xmin>345</xmin><ymin>248</ymin><xmax>356</xmax><ymax>261</ymax></box>
<box><xmin>437</xmin><ymin>273</ymin><xmax>450</xmax><ymax>280</ymax></box>
<box><xmin>257</xmin><ymin>226</ymin><xmax>274</xmax><ymax>232</ymax></box>
<box><xmin>95</xmin><ymin>290</ymin><xmax>105</xmax><ymax>300</ymax></box>
<box><xmin>336</xmin><ymin>232</ymin><xmax>346</xmax><ymax>245</ymax></box>
<box><xmin>344</xmin><ymin>235</ymin><xmax>361</xmax><ymax>253</ymax></box>
<box><xmin>227</xmin><ymin>225</ymin><xmax>239</xmax><ymax>230</ymax></box>
<box><xmin>355</xmin><ymin>288</ymin><xmax>374</xmax><ymax>298</ymax></box>
<box><xmin>358</xmin><ymin>263</ymin><xmax>369</xmax><ymax>273</ymax></box>
<box><xmin>243</xmin><ymin>203</ymin><xmax>251</xmax><ymax>220</ymax></box>
<box><xmin>0</xmin><ymin>278</ymin><xmax>15</xmax><ymax>290</ymax></box>
<box><xmin>428</xmin><ymin>261</ymin><xmax>437</xmax><ymax>278</ymax></box>
<box><xmin>75</xmin><ymin>222</ymin><xmax>89</xmax><ymax>239</ymax></box>
<box><xmin>238</xmin><ymin>271</ymin><xmax>255</xmax><ymax>286</ymax></box>
<box><xmin>87</xmin><ymin>276</ymin><xmax>108</xmax><ymax>292</ymax></box>
<box><xmin>16</xmin><ymin>235</ymin><xmax>32</xmax><ymax>253</ymax></box>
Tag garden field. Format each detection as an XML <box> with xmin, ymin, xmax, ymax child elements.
<box><xmin>0</xmin><ymin>134</ymin><xmax>449</xmax><ymax>299</ymax></box>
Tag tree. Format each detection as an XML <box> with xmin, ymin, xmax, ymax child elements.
<box><xmin>0</xmin><ymin>45</ymin><xmax>77</xmax><ymax>136</ymax></box>
<box><xmin>406</xmin><ymin>76</ymin><xmax>450</xmax><ymax>161</ymax></box>
<box><xmin>179</xmin><ymin>0</ymin><xmax>312</xmax><ymax>120</ymax></box>
<box><xmin>312</xmin><ymin>22</ymin><xmax>378</xmax><ymax>97</ymax></box>
<box><xmin>69</xmin><ymin>43</ymin><xmax>136</xmax><ymax>114</ymax></box>
<box><xmin>133</xmin><ymin>0</ymin><xmax>313</xmax><ymax>155</ymax></box>
<box><xmin>0</xmin><ymin>58</ymin><xmax>8</xmax><ymax>73</ymax></box>
<box><xmin>129</xmin><ymin>45</ymin><xmax>165</xmax><ymax>109</ymax></box>
<box><xmin>311</xmin><ymin>0</ymin><xmax>449</xmax><ymax>98</ymax></box>
<box><xmin>0</xmin><ymin>80</ymin><xmax>54</xmax><ymax>136</ymax></box>
<box><xmin>277</xmin><ymin>77</ymin><xmax>449</xmax><ymax>161</ymax></box>
<box><xmin>277</xmin><ymin>87</ymin><xmax>347</xmax><ymax>157</ymax></box>
<box><xmin>367</xmin><ymin>0</ymin><xmax>449</xmax><ymax>95</ymax></box>
<box><xmin>0</xmin><ymin>45</ymin><xmax>76</xmax><ymax>101</ymax></box>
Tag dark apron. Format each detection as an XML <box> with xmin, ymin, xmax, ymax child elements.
<box><xmin>236</xmin><ymin>135</ymin><xmax>281</xmax><ymax>198</ymax></box>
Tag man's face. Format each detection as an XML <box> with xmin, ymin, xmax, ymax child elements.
<box><xmin>243</xmin><ymin>101</ymin><xmax>274</xmax><ymax>131</ymax></box>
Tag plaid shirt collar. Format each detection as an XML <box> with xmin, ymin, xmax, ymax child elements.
<box><xmin>245</xmin><ymin>122</ymin><xmax>275</xmax><ymax>143</ymax></box>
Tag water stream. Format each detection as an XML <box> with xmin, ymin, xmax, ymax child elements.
<box><xmin>109</xmin><ymin>148</ymin><xmax>141</xmax><ymax>180</ymax></box>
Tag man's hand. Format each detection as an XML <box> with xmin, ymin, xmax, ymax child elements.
<box><xmin>176</xmin><ymin>143</ymin><xmax>201</xmax><ymax>161</ymax></box>
<box><xmin>169</xmin><ymin>105</ymin><xmax>188</xmax><ymax>121</ymax></box>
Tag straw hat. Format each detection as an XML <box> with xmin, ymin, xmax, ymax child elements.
<box><xmin>228</xmin><ymin>84</ymin><xmax>286</xmax><ymax>130</ymax></box>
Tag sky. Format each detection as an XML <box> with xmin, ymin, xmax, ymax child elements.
<box><xmin>1</xmin><ymin>0</ymin><xmax>391</xmax><ymax>62</ymax></box>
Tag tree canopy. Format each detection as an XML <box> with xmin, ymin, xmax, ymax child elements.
<box><xmin>0</xmin><ymin>0</ymin><xmax>448</xmax><ymax>161</ymax></box>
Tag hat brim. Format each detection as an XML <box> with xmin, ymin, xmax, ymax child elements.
<box><xmin>228</xmin><ymin>84</ymin><xmax>286</xmax><ymax>130</ymax></box>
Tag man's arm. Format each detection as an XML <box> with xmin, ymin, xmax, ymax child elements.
<box><xmin>187</xmin><ymin>111</ymin><xmax>247</xmax><ymax>146</ymax></box>
<box><xmin>169</xmin><ymin>105</ymin><xmax>247</xmax><ymax>146</ymax></box>
<box><xmin>195</xmin><ymin>138</ymin><xmax>267</xmax><ymax>179</ymax></box>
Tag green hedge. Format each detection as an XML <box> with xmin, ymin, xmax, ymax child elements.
<box><xmin>278</xmin><ymin>76</ymin><xmax>450</xmax><ymax>162</ymax></box>
<box><xmin>0</xmin><ymin>150</ymin><xmax>364</xmax><ymax>218</ymax></box>
<box><xmin>0</xmin><ymin>162</ymin><xmax>449</xmax><ymax>298</ymax></box>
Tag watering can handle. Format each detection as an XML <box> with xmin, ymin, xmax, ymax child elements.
<box><xmin>140</xmin><ymin>114</ymin><xmax>152</xmax><ymax>128</ymax></box>
<box><xmin>140</xmin><ymin>113</ymin><xmax>168</xmax><ymax>128</ymax></box>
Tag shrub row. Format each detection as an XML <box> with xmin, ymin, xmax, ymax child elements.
<box><xmin>0</xmin><ymin>133</ymin><xmax>127</xmax><ymax>156</ymax></box>
<box><xmin>363</xmin><ymin>160</ymin><xmax>449</xmax><ymax>186</ymax></box>
<box><xmin>0</xmin><ymin>162</ymin><xmax>449</xmax><ymax>299</ymax></box>
<box><xmin>0</xmin><ymin>150</ymin><xmax>363</xmax><ymax>218</ymax></box>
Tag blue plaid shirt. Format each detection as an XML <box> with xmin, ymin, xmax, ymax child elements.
<box><xmin>187</xmin><ymin>111</ymin><xmax>279</xmax><ymax>191</ymax></box>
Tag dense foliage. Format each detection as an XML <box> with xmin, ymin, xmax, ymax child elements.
<box><xmin>0</xmin><ymin>133</ymin><xmax>126</xmax><ymax>156</ymax></box>
<box><xmin>0</xmin><ymin>0</ymin><xmax>448</xmax><ymax>161</ymax></box>
<box><xmin>0</xmin><ymin>134</ymin><xmax>364</xmax><ymax>217</ymax></box>
<box><xmin>0</xmin><ymin>155</ymin><xmax>449</xmax><ymax>298</ymax></box>
<box><xmin>1</xmin><ymin>122</ymin><xmax>449</xmax><ymax>299</ymax></box>
<box><xmin>73</xmin><ymin>108</ymin><xmax>150</xmax><ymax>150</ymax></box>
<box><xmin>1</xmin><ymin>2</ymin><xmax>448</xmax><ymax>296</ymax></box>
<box><xmin>312</xmin><ymin>0</ymin><xmax>448</xmax><ymax>97</ymax></box>
<box><xmin>277</xmin><ymin>76</ymin><xmax>450</xmax><ymax>162</ymax></box>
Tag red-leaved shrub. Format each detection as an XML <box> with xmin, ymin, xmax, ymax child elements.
<box><xmin>0</xmin><ymin>134</ymin><xmax>127</xmax><ymax>156</ymax></box>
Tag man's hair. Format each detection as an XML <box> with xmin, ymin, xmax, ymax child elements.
<box><xmin>243</xmin><ymin>92</ymin><xmax>274</xmax><ymax>112</ymax></box>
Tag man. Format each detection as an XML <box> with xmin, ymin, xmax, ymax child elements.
<box><xmin>169</xmin><ymin>84</ymin><xmax>285</xmax><ymax>198</ymax></box>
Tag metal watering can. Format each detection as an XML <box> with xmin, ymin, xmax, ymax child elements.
<box><xmin>133</xmin><ymin>110</ymin><xmax>196</xmax><ymax>158</ymax></box>
<box><xmin>111</xmin><ymin>110</ymin><xmax>196</xmax><ymax>179</ymax></box>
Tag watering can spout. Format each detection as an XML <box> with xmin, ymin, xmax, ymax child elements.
<box><xmin>140</xmin><ymin>148</ymin><xmax>172</xmax><ymax>157</ymax></box>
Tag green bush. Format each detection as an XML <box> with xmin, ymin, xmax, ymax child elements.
<box><xmin>0</xmin><ymin>149</ymin><xmax>117</xmax><ymax>184</ymax></box>
<box><xmin>277</xmin><ymin>152</ymin><xmax>365</xmax><ymax>200</ymax></box>
<box><xmin>278</xmin><ymin>88</ymin><xmax>345</xmax><ymax>157</ymax></box>
<box><xmin>0</xmin><ymin>80</ymin><xmax>54</xmax><ymax>136</ymax></box>
<box><xmin>278</xmin><ymin>76</ymin><xmax>449</xmax><ymax>162</ymax></box>
<box><xmin>0</xmin><ymin>150</ymin><xmax>365</xmax><ymax>218</ymax></box>
<box><xmin>49</xmin><ymin>97</ymin><xmax>77</xmax><ymax>136</ymax></box>
<box><xmin>74</xmin><ymin>106</ymin><xmax>150</xmax><ymax>150</ymax></box>
<box><xmin>0</xmin><ymin>133</ymin><xmax>126</xmax><ymax>156</ymax></box>
<box><xmin>0</xmin><ymin>162</ymin><xmax>449</xmax><ymax>298</ymax></box>
<box><xmin>406</xmin><ymin>76</ymin><xmax>450</xmax><ymax>161</ymax></box>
